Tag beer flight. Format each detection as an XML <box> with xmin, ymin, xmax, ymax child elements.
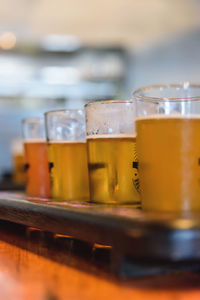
<box><xmin>22</xmin><ymin>83</ymin><xmax>200</xmax><ymax>213</ymax></box>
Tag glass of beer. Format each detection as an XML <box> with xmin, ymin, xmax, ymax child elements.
<box><xmin>45</xmin><ymin>109</ymin><xmax>89</xmax><ymax>201</ymax></box>
<box><xmin>11</xmin><ymin>138</ymin><xmax>25</xmax><ymax>185</ymax></box>
<box><xmin>85</xmin><ymin>100</ymin><xmax>140</xmax><ymax>204</ymax></box>
<box><xmin>134</xmin><ymin>83</ymin><xmax>200</xmax><ymax>212</ymax></box>
<box><xmin>22</xmin><ymin>117</ymin><xmax>50</xmax><ymax>197</ymax></box>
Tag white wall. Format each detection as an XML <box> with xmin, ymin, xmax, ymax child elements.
<box><xmin>0</xmin><ymin>0</ymin><xmax>200</xmax><ymax>48</ymax></box>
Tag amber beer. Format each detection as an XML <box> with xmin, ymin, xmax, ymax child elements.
<box><xmin>12</xmin><ymin>153</ymin><xmax>25</xmax><ymax>185</ymax></box>
<box><xmin>24</xmin><ymin>140</ymin><xmax>50</xmax><ymax>197</ymax></box>
<box><xmin>136</xmin><ymin>115</ymin><xmax>200</xmax><ymax>212</ymax></box>
<box><xmin>11</xmin><ymin>139</ymin><xmax>25</xmax><ymax>185</ymax></box>
<box><xmin>87</xmin><ymin>134</ymin><xmax>139</xmax><ymax>204</ymax></box>
<box><xmin>47</xmin><ymin>141</ymin><xmax>89</xmax><ymax>200</ymax></box>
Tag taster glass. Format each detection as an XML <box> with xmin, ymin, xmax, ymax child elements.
<box><xmin>45</xmin><ymin>109</ymin><xmax>89</xmax><ymax>201</ymax></box>
<box><xmin>134</xmin><ymin>83</ymin><xmax>200</xmax><ymax>212</ymax></box>
<box><xmin>11</xmin><ymin>138</ymin><xmax>25</xmax><ymax>185</ymax></box>
<box><xmin>85</xmin><ymin>100</ymin><xmax>140</xmax><ymax>204</ymax></box>
<box><xmin>22</xmin><ymin>117</ymin><xmax>50</xmax><ymax>197</ymax></box>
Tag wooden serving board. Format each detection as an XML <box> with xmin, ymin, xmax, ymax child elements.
<box><xmin>0</xmin><ymin>191</ymin><xmax>200</xmax><ymax>264</ymax></box>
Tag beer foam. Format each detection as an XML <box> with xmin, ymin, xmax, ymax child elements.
<box><xmin>24</xmin><ymin>138</ymin><xmax>46</xmax><ymax>143</ymax></box>
<box><xmin>86</xmin><ymin>133</ymin><xmax>136</xmax><ymax>139</ymax></box>
<box><xmin>48</xmin><ymin>140</ymin><xmax>86</xmax><ymax>144</ymax></box>
<box><xmin>136</xmin><ymin>114</ymin><xmax>200</xmax><ymax>121</ymax></box>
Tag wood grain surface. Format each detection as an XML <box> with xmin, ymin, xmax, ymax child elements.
<box><xmin>1</xmin><ymin>192</ymin><xmax>200</xmax><ymax>262</ymax></box>
<box><xmin>0</xmin><ymin>222</ymin><xmax>200</xmax><ymax>300</ymax></box>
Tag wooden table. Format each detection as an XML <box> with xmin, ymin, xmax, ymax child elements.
<box><xmin>0</xmin><ymin>222</ymin><xmax>200</xmax><ymax>300</ymax></box>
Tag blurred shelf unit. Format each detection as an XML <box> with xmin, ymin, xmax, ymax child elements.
<box><xmin>0</xmin><ymin>41</ymin><xmax>129</xmax><ymax>102</ymax></box>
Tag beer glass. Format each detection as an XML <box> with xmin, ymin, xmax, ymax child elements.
<box><xmin>22</xmin><ymin>117</ymin><xmax>50</xmax><ymax>197</ymax></box>
<box><xmin>11</xmin><ymin>138</ymin><xmax>25</xmax><ymax>185</ymax></box>
<box><xmin>45</xmin><ymin>109</ymin><xmax>89</xmax><ymax>201</ymax></box>
<box><xmin>85</xmin><ymin>100</ymin><xmax>140</xmax><ymax>204</ymax></box>
<box><xmin>134</xmin><ymin>83</ymin><xmax>200</xmax><ymax>212</ymax></box>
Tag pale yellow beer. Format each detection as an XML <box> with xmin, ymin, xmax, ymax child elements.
<box><xmin>136</xmin><ymin>115</ymin><xmax>200</xmax><ymax>212</ymax></box>
<box><xmin>87</xmin><ymin>134</ymin><xmax>140</xmax><ymax>204</ymax></box>
<box><xmin>48</xmin><ymin>141</ymin><xmax>89</xmax><ymax>201</ymax></box>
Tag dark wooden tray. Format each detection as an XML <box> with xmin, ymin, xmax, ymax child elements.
<box><xmin>0</xmin><ymin>191</ymin><xmax>200</xmax><ymax>265</ymax></box>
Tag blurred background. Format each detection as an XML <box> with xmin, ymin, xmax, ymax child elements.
<box><xmin>1</xmin><ymin>0</ymin><xmax>200</xmax><ymax>180</ymax></box>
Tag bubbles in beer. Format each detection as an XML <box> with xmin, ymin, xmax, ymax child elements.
<box><xmin>87</xmin><ymin>134</ymin><xmax>140</xmax><ymax>204</ymax></box>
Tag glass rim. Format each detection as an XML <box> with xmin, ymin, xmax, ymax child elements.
<box><xmin>132</xmin><ymin>83</ymin><xmax>200</xmax><ymax>102</ymax></box>
<box><xmin>22</xmin><ymin>117</ymin><xmax>44</xmax><ymax>124</ymax></box>
<box><xmin>84</xmin><ymin>99</ymin><xmax>134</xmax><ymax>108</ymax></box>
<box><xmin>44</xmin><ymin>108</ymin><xmax>84</xmax><ymax>116</ymax></box>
